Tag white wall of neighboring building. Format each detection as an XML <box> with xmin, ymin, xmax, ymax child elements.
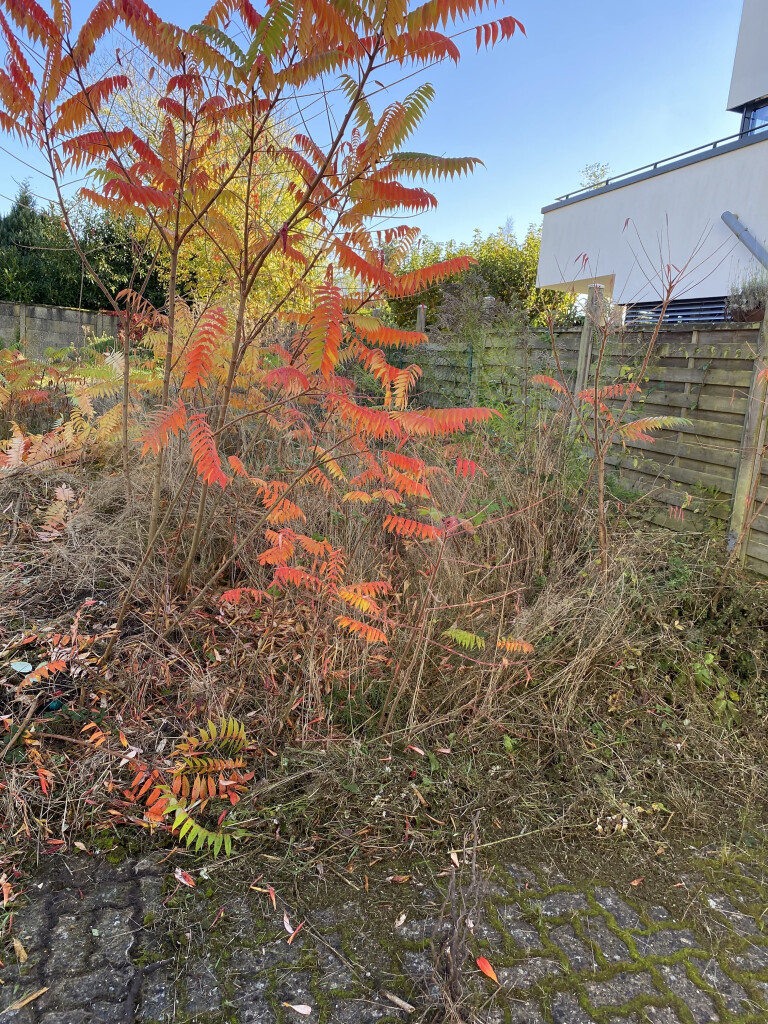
<box><xmin>728</xmin><ymin>0</ymin><xmax>768</xmax><ymax>111</ymax></box>
<box><xmin>537</xmin><ymin>136</ymin><xmax>768</xmax><ymax>304</ymax></box>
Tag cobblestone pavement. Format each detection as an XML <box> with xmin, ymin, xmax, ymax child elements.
<box><xmin>1</xmin><ymin>849</ymin><xmax>768</xmax><ymax>1023</ymax></box>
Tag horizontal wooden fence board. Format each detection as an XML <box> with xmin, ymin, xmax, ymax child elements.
<box><xmin>606</xmin><ymin>454</ymin><xmax>737</xmax><ymax>496</ymax></box>
<box><xmin>417</xmin><ymin>319</ymin><xmax>768</xmax><ymax>573</ymax></box>
<box><xmin>622</xmin><ymin>436</ymin><xmax>740</xmax><ymax>468</ymax></box>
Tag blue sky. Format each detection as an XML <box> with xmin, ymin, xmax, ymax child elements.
<box><xmin>0</xmin><ymin>0</ymin><xmax>745</xmax><ymax>244</ymax></box>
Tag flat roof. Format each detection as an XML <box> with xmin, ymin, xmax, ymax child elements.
<box><xmin>542</xmin><ymin>128</ymin><xmax>768</xmax><ymax>214</ymax></box>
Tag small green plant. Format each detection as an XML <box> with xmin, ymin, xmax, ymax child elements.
<box><xmin>690</xmin><ymin>653</ymin><xmax>741</xmax><ymax>725</ymax></box>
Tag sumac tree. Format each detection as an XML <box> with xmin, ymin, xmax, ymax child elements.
<box><xmin>0</xmin><ymin>0</ymin><xmax>526</xmax><ymax>686</ymax></box>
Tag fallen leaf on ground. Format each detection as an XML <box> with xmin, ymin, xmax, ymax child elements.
<box><xmin>174</xmin><ymin>867</ymin><xmax>195</xmax><ymax>888</ymax></box>
<box><xmin>12</xmin><ymin>938</ymin><xmax>27</xmax><ymax>963</ymax></box>
<box><xmin>287</xmin><ymin>920</ymin><xmax>305</xmax><ymax>945</ymax></box>
<box><xmin>387</xmin><ymin>875</ymin><xmax>410</xmax><ymax>883</ymax></box>
<box><xmin>630</xmin><ymin>877</ymin><xmax>645</xmax><ymax>887</ymax></box>
<box><xmin>476</xmin><ymin>956</ymin><xmax>499</xmax><ymax>984</ymax></box>
<box><xmin>394</xmin><ymin>912</ymin><xmax>407</xmax><ymax>928</ymax></box>
<box><xmin>283</xmin><ymin>911</ymin><xmax>294</xmax><ymax>934</ymax></box>
<box><xmin>282</xmin><ymin>1003</ymin><xmax>312</xmax><ymax>1015</ymax></box>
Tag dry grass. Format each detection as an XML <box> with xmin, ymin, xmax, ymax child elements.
<box><xmin>1</xmin><ymin>421</ymin><xmax>768</xmax><ymax>865</ymax></box>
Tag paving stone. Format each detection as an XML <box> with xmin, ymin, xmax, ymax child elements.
<box><xmin>540</xmin><ymin>866</ymin><xmax>571</xmax><ymax>886</ymax></box>
<box><xmin>497</xmin><ymin>957</ymin><xmax>562</xmax><ymax>990</ymax></box>
<box><xmin>12</xmin><ymin>903</ymin><xmax>50</xmax><ymax>954</ymax></box>
<box><xmin>476</xmin><ymin>1010</ymin><xmax>506</xmax><ymax>1024</ymax></box>
<box><xmin>593</xmin><ymin>888</ymin><xmax>642</xmax><ymax>930</ymax></box>
<box><xmin>136</xmin><ymin>968</ymin><xmax>175</xmax><ymax>1022</ymax></box>
<box><xmin>585</xmin><ymin>971</ymin><xmax>657</xmax><ymax>1008</ymax></box>
<box><xmin>44</xmin><ymin>913</ymin><xmax>93</xmax><ymax>974</ymax></box>
<box><xmin>331</xmin><ymin>998</ymin><xmax>404</xmax><ymax>1022</ymax></box>
<box><xmin>503</xmin><ymin>863</ymin><xmax>539</xmax><ymax>890</ymax></box>
<box><xmin>136</xmin><ymin>873</ymin><xmax>163</xmax><ymax>906</ymax></box>
<box><xmin>582</xmin><ymin>916</ymin><xmax>632</xmax><ymax>964</ymax></box>
<box><xmin>89</xmin><ymin>1003</ymin><xmax>134</xmax><ymax>1023</ymax></box>
<box><xmin>398</xmin><ymin>949</ymin><xmax>441</xmax><ymax>1000</ymax></box>
<box><xmin>641</xmin><ymin>1008</ymin><xmax>683</xmax><ymax>1024</ymax></box>
<box><xmin>503</xmin><ymin>920</ymin><xmax>544</xmax><ymax>953</ymax></box>
<box><xmin>730</xmin><ymin>942</ymin><xmax>768</xmax><ymax>971</ymax></box>
<box><xmin>237</xmin><ymin>1000</ymin><xmax>278</xmax><ymax>1024</ymax></box>
<box><xmin>36</xmin><ymin>969</ymin><xmax>134</xmax><ymax>1011</ymax></box>
<box><xmin>507</xmin><ymin>999</ymin><xmax>546</xmax><ymax>1023</ymax></box>
<box><xmin>75</xmin><ymin>882</ymin><xmax>135</xmax><ymax>913</ymax></box>
<box><xmin>657</xmin><ymin>963</ymin><xmax>719</xmax><ymax>1023</ymax></box>
<box><xmin>275</xmin><ymin>969</ymin><xmax>315</xmax><ymax>1014</ymax></box>
<box><xmin>538</xmin><ymin>892</ymin><xmax>591</xmax><ymax>917</ymax></box>
<box><xmin>36</xmin><ymin>1003</ymin><xmax>129</xmax><ymax>1023</ymax></box>
<box><xmin>0</xmin><ymin>1007</ymin><xmax>35</xmax><ymax>1024</ymax></box>
<box><xmin>184</xmin><ymin>955</ymin><xmax>222</xmax><ymax>1015</ymax></box>
<box><xmin>695</xmin><ymin>960</ymin><xmax>749</xmax><ymax>1014</ymax></box>
<box><xmin>217</xmin><ymin>894</ymin><xmax>257</xmax><ymax>940</ymax></box>
<box><xmin>551</xmin><ymin>991</ymin><xmax>596</xmax><ymax>1023</ymax></box>
<box><xmin>90</xmin><ymin>906</ymin><xmax>138</xmax><ymax>967</ymax></box>
<box><xmin>634</xmin><ymin>929</ymin><xmax>701</xmax><ymax>958</ymax></box>
<box><xmin>705</xmin><ymin>895</ymin><xmax>759</xmax><ymax>936</ymax></box>
<box><xmin>316</xmin><ymin>940</ymin><xmax>357</xmax><ymax>991</ymax></box>
<box><xmin>550</xmin><ymin>924</ymin><xmax>597</xmax><ymax>972</ymax></box>
<box><xmin>9</xmin><ymin>849</ymin><xmax>768</xmax><ymax>1024</ymax></box>
<box><xmin>475</xmin><ymin>921</ymin><xmax>506</xmax><ymax>950</ymax></box>
<box><xmin>40</xmin><ymin>1013</ymin><xmax>91</xmax><ymax>1024</ymax></box>
<box><xmin>393</xmin><ymin>916</ymin><xmax>440</xmax><ymax>942</ymax></box>
<box><xmin>495</xmin><ymin>901</ymin><xmax>526</xmax><ymax>926</ymax></box>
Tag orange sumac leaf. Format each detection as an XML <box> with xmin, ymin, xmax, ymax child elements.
<box><xmin>476</xmin><ymin>957</ymin><xmax>499</xmax><ymax>984</ymax></box>
<box><xmin>456</xmin><ymin>457</ymin><xmax>485</xmax><ymax>479</ymax></box>
<box><xmin>496</xmin><ymin>637</ymin><xmax>534</xmax><ymax>656</ymax></box>
<box><xmin>220</xmin><ymin>588</ymin><xmax>272</xmax><ymax>606</ymax></box>
<box><xmin>18</xmin><ymin>659</ymin><xmax>66</xmax><ymax>692</ymax></box>
<box><xmin>383</xmin><ymin>515</ymin><xmax>443</xmax><ymax>541</ymax></box>
<box><xmin>305</xmin><ymin>283</ymin><xmax>343</xmax><ymax>379</ymax></box>
<box><xmin>180</xmin><ymin>306</ymin><xmax>227</xmax><ymax>389</ymax></box>
<box><xmin>335</xmin><ymin>616</ymin><xmax>387</xmax><ymax>644</ymax></box>
<box><xmin>263</xmin><ymin>365</ymin><xmax>310</xmax><ymax>395</ymax></box>
<box><xmin>188</xmin><ymin>413</ymin><xmax>228</xmax><ymax>489</ymax></box>
<box><xmin>530</xmin><ymin>375</ymin><xmax>566</xmax><ymax>394</ymax></box>
<box><xmin>138</xmin><ymin>400</ymin><xmax>188</xmax><ymax>457</ymax></box>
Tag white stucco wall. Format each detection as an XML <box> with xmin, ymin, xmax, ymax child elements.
<box><xmin>728</xmin><ymin>0</ymin><xmax>768</xmax><ymax>111</ymax></box>
<box><xmin>537</xmin><ymin>136</ymin><xmax>768</xmax><ymax>303</ymax></box>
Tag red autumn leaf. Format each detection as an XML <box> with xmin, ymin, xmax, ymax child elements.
<box><xmin>174</xmin><ymin>867</ymin><xmax>195</xmax><ymax>888</ymax></box>
<box><xmin>476</xmin><ymin>956</ymin><xmax>499</xmax><ymax>984</ymax></box>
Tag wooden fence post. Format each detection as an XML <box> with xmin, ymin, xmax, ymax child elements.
<box><xmin>570</xmin><ymin>284</ymin><xmax>604</xmax><ymax>431</ymax></box>
<box><xmin>728</xmin><ymin>310</ymin><xmax>768</xmax><ymax>560</ymax></box>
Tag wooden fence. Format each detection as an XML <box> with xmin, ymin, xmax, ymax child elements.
<box><xmin>415</xmin><ymin>315</ymin><xmax>768</xmax><ymax>576</ymax></box>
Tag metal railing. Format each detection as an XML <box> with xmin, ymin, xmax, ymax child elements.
<box><xmin>555</xmin><ymin>124</ymin><xmax>768</xmax><ymax>203</ymax></box>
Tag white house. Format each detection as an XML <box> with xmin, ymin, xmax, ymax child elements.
<box><xmin>537</xmin><ymin>0</ymin><xmax>768</xmax><ymax>322</ymax></box>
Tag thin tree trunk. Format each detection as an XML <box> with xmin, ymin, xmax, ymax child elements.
<box><xmin>148</xmin><ymin>247</ymin><xmax>179</xmax><ymax>545</ymax></box>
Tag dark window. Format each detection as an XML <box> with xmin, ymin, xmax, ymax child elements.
<box><xmin>741</xmin><ymin>100</ymin><xmax>768</xmax><ymax>135</ymax></box>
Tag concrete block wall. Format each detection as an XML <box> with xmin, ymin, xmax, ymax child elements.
<box><xmin>0</xmin><ymin>301</ymin><xmax>115</xmax><ymax>358</ymax></box>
